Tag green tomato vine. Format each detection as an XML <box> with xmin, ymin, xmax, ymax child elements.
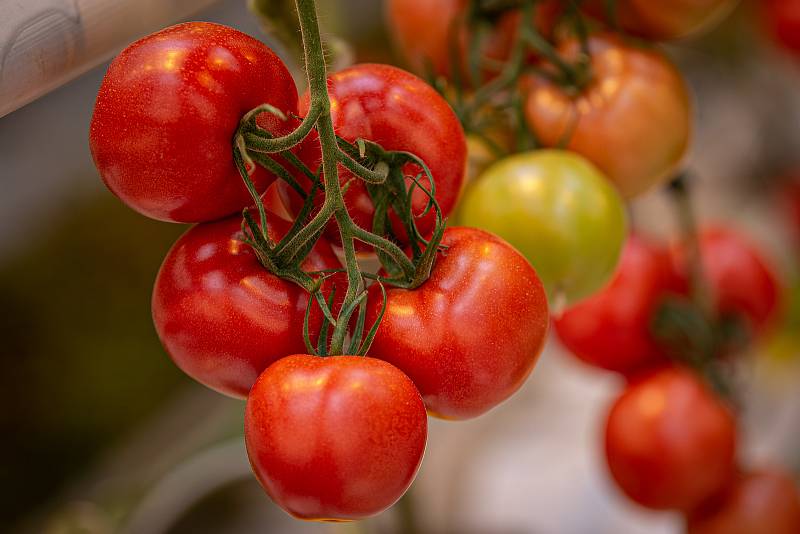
<box><xmin>232</xmin><ymin>0</ymin><xmax>446</xmax><ymax>356</ymax></box>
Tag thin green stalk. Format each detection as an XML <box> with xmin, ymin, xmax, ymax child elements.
<box><xmin>244</xmin><ymin>102</ymin><xmax>323</xmax><ymax>153</ymax></box>
<box><xmin>233</xmin><ymin>0</ymin><xmax>448</xmax><ymax>355</ymax></box>
<box><xmin>295</xmin><ymin>0</ymin><xmax>372</xmax><ymax>355</ymax></box>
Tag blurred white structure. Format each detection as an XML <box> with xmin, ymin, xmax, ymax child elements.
<box><xmin>0</xmin><ymin>0</ymin><xmax>219</xmax><ymax>117</ymax></box>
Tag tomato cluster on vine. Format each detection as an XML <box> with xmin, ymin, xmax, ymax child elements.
<box><xmin>556</xmin><ymin>226</ymin><xmax>793</xmax><ymax>529</ymax></box>
<box><xmin>88</xmin><ymin>7</ymin><xmax>550</xmax><ymax>521</ymax></box>
<box><xmin>87</xmin><ymin>0</ymin><xmax>800</xmax><ymax>529</ymax></box>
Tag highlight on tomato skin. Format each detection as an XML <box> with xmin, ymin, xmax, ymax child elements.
<box><xmin>364</xmin><ymin>226</ymin><xmax>549</xmax><ymax>420</ymax></box>
<box><xmin>151</xmin><ymin>213</ymin><xmax>344</xmax><ymax>398</ymax></box>
<box><xmin>686</xmin><ymin>469</ymin><xmax>800</xmax><ymax>534</ymax></box>
<box><xmin>554</xmin><ymin>234</ymin><xmax>688</xmax><ymax>376</ymax></box>
<box><xmin>522</xmin><ymin>33</ymin><xmax>692</xmax><ymax>199</ymax></box>
<box><xmin>244</xmin><ymin>355</ymin><xmax>428</xmax><ymax>521</ymax></box>
<box><xmin>604</xmin><ymin>366</ymin><xmax>738</xmax><ymax>513</ymax></box>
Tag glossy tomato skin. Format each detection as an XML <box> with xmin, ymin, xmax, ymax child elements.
<box><xmin>673</xmin><ymin>226</ymin><xmax>782</xmax><ymax>336</ymax></box>
<box><xmin>687</xmin><ymin>470</ymin><xmax>800</xmax><ymax>534</ymax></box>
<box><xmin>764</xmin><ymin>0</ymin><xmax>800</xmax><ymax>54</ymax></box>
<box><xmin>386</xmin><ymin>0</ymin><xmax>562</xmax><ymax>81</ymax></box>
<box><xmin>555</xmin><ymin>235</ymin><xmax>688</xmax><ymax>375</ymax></box>
<box><xmin>458</xmin><ymin>150</ymin><xmax>627</xmax><ymax>304</ymax></box>
<box><xmin>523</xmin><ymin>34</ymin><xmax>691</xmax><ymax>198</ymax></box>
<box><xmin>585</xmin><ymin>0</ymin><xmax>737</xmax><ymax>40</ymax></box>
<box><xmin>152</xmin><ymin>213</ymin><xmax>342</xmax><ymax>398</ymax></box>
<box><xmin>90</xmin><ymin>22</ymin><xmax>298</xmax><ymax>223</ymax></box>
<box><xmin>261</xmin><ymin>182</ymin><xmax>293</xmax><ymax>221</ymax></box>
<box><xmin>245</xmin><ymin>355</ymin><xmax>427</xmax><ymax>521</ymax></box>
<box><xmin>605</xmin><ymin>367</ymin><xmax>737</xmax><ymax>512</ymax></box>
<box><xmin>365</xmin><ymin>227</ymin><xmax>549</xmax><ymax>420</ymax></box>
<box><xmin>280</xmin><ymin>64</ymin><xmax>466</xmax><ymax>250</ymax></box>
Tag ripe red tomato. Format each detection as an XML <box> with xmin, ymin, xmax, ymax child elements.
<box><xmin>763</xmin><ymin>0</ymin><xmax>800</xmax><ymax>55</ymax></box>
<box><xmin>672</xmin><ymin>226</ymin><xmax>782</xmax><ymax>336</ymax></box>
<box><xmin>687</xmin><ymin>470</ymin><xmax>800</xmax><ymax>534</ymax></box>
<box><xmin>280</xmin><ymin>64</ymin><xmax>467</xmax><ymax>249</ymax></box>
<box><xmin>554</xmin><ymin>235</ymin><xmax>687</xmax><ymax>376</ymax></box>
<box><xmin>386</xmin><ymin>0</ymin><xmax>562</xmax><ymax>81</ymax></box>
<box><xmin>364</xmin><ymin>227</ymin><xmax>549</xmax><ymax>420</ymax></box>
<box><xmin>90</xmin><ymin>22</ymin><xmax>298</xmax><ymax>223</ymax></box>
<box><xmin>245</xmin><ymin>354</ymin><xmax>427</xmax><ymax>520</ymax></box>
<box><xmin>152</xmin><ymin>213</ymin><xmax>342</xmax><ymax>398</ymax></box>
<box><xmin>604</xmin><ymin>366</ymin><xmax>738</xmax><ymax>512</ymax></box>
<box><xmin>522</xmin><ymin>34</ymin><xmax>691</xmax><ymax>198</ymax></box>
<box><xmin>584</xmin><ymin>0</ymin><xmax>738</xmax><ymax>40</ymax></box>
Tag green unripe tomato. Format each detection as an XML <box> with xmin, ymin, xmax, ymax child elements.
<box><xmin>458</xmin><ymin>149</ymin><xmax>627</xmax><ymax>304</ymax></box>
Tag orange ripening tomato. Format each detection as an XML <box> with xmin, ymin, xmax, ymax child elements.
<box><xmin>584</xmin><ymin>0</ymin><xmax>738</xmax><ymax>41</ymax></box>
<box><xmin>522</xmin><ymin>34</ymin><xmax>691</xmax><ymax>198</ymax></box>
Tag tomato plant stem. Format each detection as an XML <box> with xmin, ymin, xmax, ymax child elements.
<box><xmin>232</xmin><ymin>0</ymin><xmax>449</xmax><ymax>354</ymax></box>
<box><xmin>668</xmin><ymin>173</ymin><xmax>711</xmax><ymax>314</ymax></box>
<box><xmin>294</xmin><ymin>0</ymin><xmax>363</xmax><ymax>354</ymax></box>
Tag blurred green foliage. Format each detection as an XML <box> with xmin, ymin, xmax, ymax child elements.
<box><xmin>0</xmin><ymin>192</ymin><xmax>189</xmax><ymax>528</ymax></box>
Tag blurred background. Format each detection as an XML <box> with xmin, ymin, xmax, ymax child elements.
<box><xmin>1</xmin><ymin>0</ymin><xmax>800</xmax><ymax>532</ymax></box>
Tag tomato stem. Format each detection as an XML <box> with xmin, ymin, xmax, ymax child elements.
<box><xmin>231</xmin><ymin>0</ymin><xmax>447</xmax><ymax>355</ymax></box>
<box><xmin>668</xmin><ymin>173</ymin><xmax>712</xmax><ymax>314</ymax></box>
<box><xmin>660</xmin><ymin>172</ymin><xmax>740</xmax><ymax>404</ymax></box>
